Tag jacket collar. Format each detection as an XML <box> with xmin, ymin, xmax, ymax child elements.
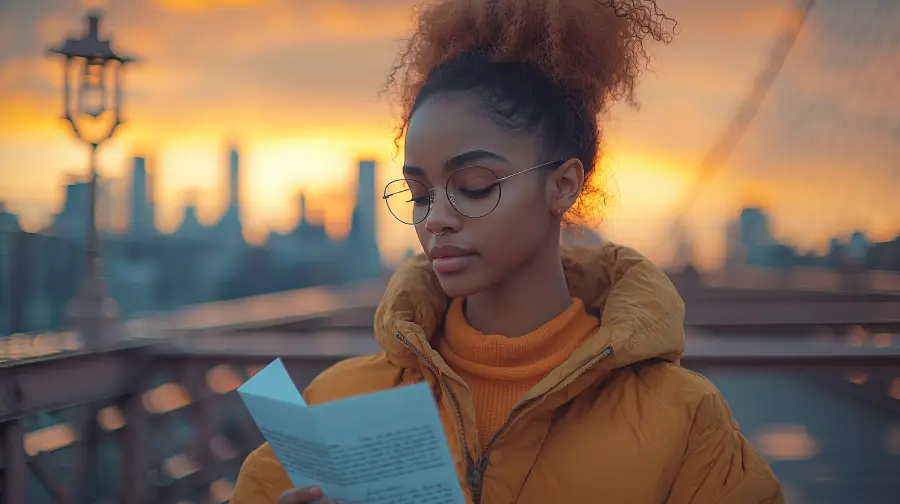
<box><xmin>374</xmin><ymin>242</ymin><xmax>685</xmax><ymax>375</ymax></box>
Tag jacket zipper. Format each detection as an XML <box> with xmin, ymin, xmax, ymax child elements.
<box><xmin>468</xmin><ymin>346</ymin><xmax>615</xmax><ymax>504</ymax></box>
<box><xmin>394</xmin><ymin>332</ymin><xmax>478</xmax><ymax>493</ymax></box>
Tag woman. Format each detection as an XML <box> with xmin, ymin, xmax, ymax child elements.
<box><xmin>232</xmin><ymin>0</ymin><xmax>784</xmax><ymax>502</ymax></box>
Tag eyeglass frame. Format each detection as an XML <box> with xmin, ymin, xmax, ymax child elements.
<box><xmin>382</xmin><ymin>158</ymin><xmax>565</xmax><ymax>225</ymax></box>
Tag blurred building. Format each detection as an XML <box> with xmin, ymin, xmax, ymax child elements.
<box><xmin>3</xmin><ymin>151</ymin><xmax>391</xmax><ymax>332</ymax></box>
<box><xmin>48</xmin><ymin>179</ymin><xmax>89</xmax><ymax>238</ymax></box>
<box><xmin>344</xmin><ymin>159</ymin><xmax>383</xmax><ymax>280</ymax></box>
<box><xmin>267</xmin><ymin>193</ymin><xmax>342</xmax><ymax>289</ymax></box>
<box><xmin>739</xmin><ymin>208</ymin><xmax>774</xmax><ymax>264</ymax></box>
<box><xmin>213</xmin><ymin>144</ymin><xmax>244</xmax><ymax>245</ymax></box>
<box><xmin>175</xmin><ymin>190</ymin><xmax>208</xmax><ymax>239</ymax></box>
<box><xmin>845</xmin><ymin>231</ymin><xmax>870</xmax><ymax>265</ymax></box>
<box><xmin>0</xmin><ymin>202</ymin><xmax>21</xmax><ymax>233</ymax></box>
<box><xmin>129</xmin><ymin>156</ymin><xmax>156</xmax><ymax>238</ymax></box>
<box><xmin>0</xmin><ymin>202</ymin><xmax>23</xmax><ymax>334</ymax></box>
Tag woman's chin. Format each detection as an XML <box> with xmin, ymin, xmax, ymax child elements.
<box><xmin>436</xmin><ymin>271</ymin><xmax>489</xmax><ymax>299</ymax></box>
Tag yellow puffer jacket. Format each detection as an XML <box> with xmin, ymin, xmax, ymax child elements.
<box><xmin>231</xmin><ymin>243</ymin><xmax>784</xmax><ymax>504</ymax></box>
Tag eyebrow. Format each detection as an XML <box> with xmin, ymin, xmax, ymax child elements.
<box><xmin>402</xmin><ymin>149</ymin><xmax>509</xmax><ymax>176</ymax></box>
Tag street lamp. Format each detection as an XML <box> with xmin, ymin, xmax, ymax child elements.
<box><xmin>47</xmin><ymin>11</ymin><xmax>138</xmax><ymax>347</ymax></box>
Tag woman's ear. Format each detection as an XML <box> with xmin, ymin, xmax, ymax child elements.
<box><xmin>549</xmin><ymin>158</ymin><xmax>584</xmax><ymax>215</ymax></box>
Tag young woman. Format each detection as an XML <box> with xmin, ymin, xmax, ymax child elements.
<box><xmin>232</xmin><ymin>0</ymin><xmax>783</xmax><ymax>503</ymax></box>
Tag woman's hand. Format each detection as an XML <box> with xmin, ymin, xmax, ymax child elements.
<box><xmin>277</xmin><ymin>486</ymin><xmax>334</xmax><ymax>504</ymax></box>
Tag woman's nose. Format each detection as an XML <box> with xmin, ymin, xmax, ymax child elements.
<box><xmin>425</xmin><ymin>187</ymin><xmax>460</xmax><ymax>232</ymax></box>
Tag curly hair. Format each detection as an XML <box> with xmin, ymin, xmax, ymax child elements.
<box><xmin>384</xmin><ymin>0</ymin><xmax>675</xmax><ymax>222</ymax></box>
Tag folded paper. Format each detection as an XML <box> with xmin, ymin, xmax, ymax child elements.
<box><xmin>238</xmin><ymin>358</ymin><xmax>466</xmax><ymax>504</ymax></box>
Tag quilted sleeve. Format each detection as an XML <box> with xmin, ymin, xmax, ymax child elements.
<box><xmin>665</xmin><ymin>390</ymin><xmax>785</xmax><ymax>504</ymax></box>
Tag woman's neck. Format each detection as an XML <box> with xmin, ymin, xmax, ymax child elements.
<box><xmin>464</xmin><ymin>240</ymin><xmax>571</xmax><ymax>337</ymax></box>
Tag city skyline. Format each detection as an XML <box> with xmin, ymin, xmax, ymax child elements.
<box><xmin>3</xmin><ymin>145</ymin><xmax>894</xmax><ymax>272</ymax></box>
<box><xmin>2</xmin><ymin>132</ymin><xmax>897</xmax><ymax>269</ymax></box>
<box><xmin>23</xmin><ymin>142</ymin><xmax>382</xmax><ymax>243</ymax></box>
<box><xmin>1</xmin><ymin>0</ymin><xmax>898</xmax><ymax>266</ymax></box>
<box><xmin>0</xmin><ymin>146</ymin><xmax>386</xmax><ymax>335</ymax></box>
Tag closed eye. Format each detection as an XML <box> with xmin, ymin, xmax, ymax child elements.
<box><xmin>457</xmin><ymin>184</ymin><xmax>497</xmax><ymax>199</ymax></box>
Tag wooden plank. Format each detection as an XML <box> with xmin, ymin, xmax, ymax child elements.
<box><xmin>684</xmin><ymin>300</ymin><xmax>900</xmax><ymax>327</ymax></box>
<box><xmin>152</xmin><ymin>330</ymin><xmax>379</xmax><ymax>359</ymax></box>
<box><xmin>1</xmin><ymin>420</ymin><xmax>27</xmax><ymax>504</ymax></box>
<box><xmin>186</xmin><ymin>362</ymin><xmax>215</xmax><ymax>504</ymax></box>
<box><xmin>691</xmin><ymin>266</ymin><xmax>900</xmax><ymax>294</ymax></box>
<box><xmin>150</xmin><ymin>327</ymin><xmax>900</xmax><ymax>376</ymax></box>
<box><xmin>128</xmin><ymin>278</ymin><xmax>388</xmax><ymax>334</ymax></box>
<box><xmin>682</xmin><ymin>332</ymin><xmax>900</xmax><ymax>370</ymax></box>
<box><xmin>682</xmin><ymin>353</ymin><xmax>900</xmax><ymax>371</ymax></box>
<box><xmin>0</xmin><ymin>345</ymin><xmax>148</xmax><ymax>421</ymax></box>
<box><xmin>152</xmin><ymin>457</ymin><xmax>244</xmax><ymax>502</ymax></box>
<box><xmin>119</xmin><ymin>390</ymin><xmax>148</xmax><ymax>504</ymax></box>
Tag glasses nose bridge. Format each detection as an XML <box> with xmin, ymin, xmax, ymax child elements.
<box><xmin>428</xmin><ymin>183</ymin><xmax>455</xmax><ymax>210</ymax></box>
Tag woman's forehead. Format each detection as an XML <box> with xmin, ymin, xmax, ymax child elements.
<box><xmin>405</xmin><ymin>95</ymin><xmax>539</xmax><ymax>171</ymax></box>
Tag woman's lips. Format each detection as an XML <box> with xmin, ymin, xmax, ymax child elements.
<box><xmin>428</xmin><ymin>244</ymin><xmax>477</xmax><ymax>275</ymax></box>
<box><xmin>431</xmin><ymin>254</ymin><xmax>476</xmax><ymax>274</ymax></box>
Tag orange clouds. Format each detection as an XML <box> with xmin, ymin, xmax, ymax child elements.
<box><xmin>141</xmin><ymin>0</ymin><xmax>414</xmax><ymax>51</ymax></box>
<box><xmin>0</xmin><ymin>95</ymin><xmax>62</xmax><ymax>135</ymax></box>
<box><xmin>153</xmin><ymin>0</ymin><xmax>269</xmax><ymax>13</ymax></box>
<box><xmin>313</xmin><ymin>1</ymin><xmax>414</xmax><ymax>40</ymax></box>
<box><xmin>2</xmin><ymin>0</ymin><xmax>898</xmax><ymax>267</ymax></box>
<box><xmin>0</xmin><ymin>57</ymin><xmax>58</xmax><ymax>90</ymax></box>
<box><xmin>665</xmin><ymin>0</ymin><xmax>789</xmax><ymax>39</ymax></box>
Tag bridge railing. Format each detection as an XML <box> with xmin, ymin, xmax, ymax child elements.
<box><xmin>2</xmin><ymin>321</ymin><xmax>900</xmax><ymax>504</ymax></box>
<box><xmin>3</xmin><ymin>273</ymin><xmax>900</xmax><ymax>504</ymax></box>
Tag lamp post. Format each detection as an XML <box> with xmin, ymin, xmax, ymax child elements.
<box><xmin>47</xmin><ymin>11</ymin><xmax>137</xmax><ymax>347</ymax></box>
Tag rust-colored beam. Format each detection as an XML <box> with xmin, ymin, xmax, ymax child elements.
<box><xmin>0</xmin><ymin>344</ymin><xmax>150</xmax><ymax>422</ymax></box>
<box><xmin>682</xmin><ymin>332</ymin><xmax>900</xmax><ymax>370</ymax></box>
<box><xmin>683</xmin><ymin>300</ymin><xmax>900</xmax><ymax>328</ymax></box>
<box><xmin>682</xmin><ymin>352</ymin><xmax>900</xmax><ymax>371</ymax></box>
<box><xmin>119</xmin><ymin>389</ymin><xmax>148</xmax><ymax>504</ymax></box>
<box><xmin>130</xmin><ymin>278</ymin><xmax>388</xmax><ymax>334</ymax></box>
<box><xmin>1</xmin><ymin>420</ymin><xmax>27</xmax><ymax>504</ymax></box>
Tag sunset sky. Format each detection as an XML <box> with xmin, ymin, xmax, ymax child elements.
<box><xmin>1</xmin><ymin>0</ymin><xmax>897</xmax><ymax>267</ymax></box>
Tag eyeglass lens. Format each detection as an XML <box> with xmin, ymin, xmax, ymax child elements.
<box><xmin>383</xmin><ymin>166</ymin><xmax>502</xmax><ymax>224</ymax></box>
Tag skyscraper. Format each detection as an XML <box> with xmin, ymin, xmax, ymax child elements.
<box><xmin>298</xmin><ymin>193</ymin><xmax>309</xmax><ymax>227</ymax></box>
<box><xmin>739</xmin><ymin>207</ymin><xmax>773</xmax><ymax>249</ymax></box>
<box><xmin>146</xmin><ymin>157</ymin><xmax>156</xmax><ymax>235</ymax></box>
<box><xmin>355</xmin><ymin>160</ymin><xmax>377</xmax><ymax>248</ymax></box>
<box><xmin>129</xmin><ymin>156</ymin><xmax>153</xmax><ymax>238</ymax></box>
<box><xmin>0</xmin><ymin>201</ymin><xmax>22</xmax><ymax>335</ymax></box>
<box><xmin>345</xmin><ymin>159</ymin><xmax>382</xmax><ymax>279</ymax></box>
<box><xmin>49</xmin><ymin>180</ymin><xmax>89</xmax><ymax>237</ymax></box>
<box><xmin>228</xmin><ymin>145</ymin><xmax>241</xmax><ymax>211</ymax></box>
<box><xmin>214</xmin><ymin>143</ymin><xmax>244</xmax><ymax>244</ymax></box>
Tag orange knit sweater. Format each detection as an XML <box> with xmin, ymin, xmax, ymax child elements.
<box><xmin>437</xmin><ymin>297</ymin><xmax>600</xmax><ymax>451</ymax></box>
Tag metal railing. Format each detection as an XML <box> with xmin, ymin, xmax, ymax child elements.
<box><xmin>2</xmin><ymin>321</ymin><xmax>900</xmax><ymax>503</ymax></box>
<box><xmin>3</xmin><ymin>273</ymin><xmax>900</xmax><ymax>503</ymax></box>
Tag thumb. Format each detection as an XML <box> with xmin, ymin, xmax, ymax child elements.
<box><xmin>277</xmin><ymin>486</ymin><xmax>324</xmax><ymax>503</ymax></box>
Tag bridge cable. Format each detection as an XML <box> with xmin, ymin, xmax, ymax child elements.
<box><xmin>654</xmin><ymin>0</ymin><xmax>817</xmax><ymax>258</ymax></box>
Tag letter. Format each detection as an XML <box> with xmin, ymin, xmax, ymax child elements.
<box><xmin>238</xmin><ymin>359</ymin><xmax>465</xmax><ymax>504</ymax></box>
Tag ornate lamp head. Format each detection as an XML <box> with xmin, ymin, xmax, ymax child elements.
<box><xmin>47</xmin><ymin>11</ymin><xmax>138</xmax><ymax>145</ymax></box>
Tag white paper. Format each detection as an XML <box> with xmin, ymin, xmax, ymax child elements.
<box><xmin>238</xmin><ymin>358</ymin><xmax>466</xmax><ymax>504</ymax></box>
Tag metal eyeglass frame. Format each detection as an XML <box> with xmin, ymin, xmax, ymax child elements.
<box><xmin>382</xmin><ymin>158</ymin><xmax>564</xmax><ymax>225</ymax></box>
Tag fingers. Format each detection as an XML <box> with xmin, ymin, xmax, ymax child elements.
<box><xmin>277</xmin><ymin>486</ymin><xmax>335</xmax><ymax>504</ymax></box>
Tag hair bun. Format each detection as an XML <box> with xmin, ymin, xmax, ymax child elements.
<box><xmin>387</xmin><ymin>0</ymin><xmax>675</xmax><ymax>115</ymax></box>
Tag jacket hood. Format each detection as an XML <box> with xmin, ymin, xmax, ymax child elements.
<box><xmin>374</xmin><ymin>242</ymin><xmax>685</xmax><ymax>371</ymax></box>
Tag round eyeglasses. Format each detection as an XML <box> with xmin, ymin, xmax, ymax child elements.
<box><xmin>383</xmin><ymin>159</ymin><xmax>564</xmax><ymax>225</ymax></box>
